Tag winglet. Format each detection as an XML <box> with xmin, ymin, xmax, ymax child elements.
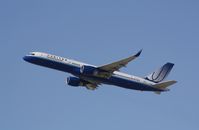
<box><xmin>135</xmin><ymin>49</ymin><xmax>142</xmax><ymax>57</ymax></box>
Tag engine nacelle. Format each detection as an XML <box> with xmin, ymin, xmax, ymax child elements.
<box><xmin>67</xmin><ymin>77</ymin><xmax>82</xmax><ymax>87</ymax></box>
<box><xmin>80</xmin><ymin>65</ymin><xmax>98</xmax><ymax>75</ymax></box>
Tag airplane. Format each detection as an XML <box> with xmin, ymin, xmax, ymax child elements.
<box><xmin>23</xmin><ymin>50</ymin><xmax>177</xmax><ymax>94</ymax></box>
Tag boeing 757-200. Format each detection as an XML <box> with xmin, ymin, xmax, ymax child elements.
<box><xmin>23</xmin><ymin>50</ymin><xmax>177</xmax><ymax>94</ymax></box>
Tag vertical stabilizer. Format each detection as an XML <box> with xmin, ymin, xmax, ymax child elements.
<box><xmin>146</xmin><ymin>63</ymin><xmax>174</xmax><ymax>83</ymax></box>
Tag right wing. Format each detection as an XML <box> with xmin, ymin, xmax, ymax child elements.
<box><xmin>79</xmin><ymin>76</ymin><xmax>101</xmax><ymax>90</ymax></box>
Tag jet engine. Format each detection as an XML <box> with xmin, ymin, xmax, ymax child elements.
<box><xmin>66</xmin><ymin>77</ymin><xmax>83</xmax><ymax>87</ymax></box>
<box><xmin>80</xmin><ymin>65</ymin><xmax>98</xmax><ymax>75</ymax></box>
<box><xmin>66</xmin><ymin>77</ymin><xmax>97</xmax><ymax>90</ymax></box>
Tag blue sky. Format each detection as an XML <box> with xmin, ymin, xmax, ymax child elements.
<box><xmin>0</xmin><ymin>0</ymin><xmax>199</xmax><ymax>130</ymax></box>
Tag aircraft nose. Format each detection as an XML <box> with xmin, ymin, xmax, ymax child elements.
<box><xmin>23</xmin><ymin>56</ymin><xmax>30</xmax><ymax>62</ymax></box>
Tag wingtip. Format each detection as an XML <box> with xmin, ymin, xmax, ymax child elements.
<box><xmin>135</xmin><ymin>49</ymin><xmax>142</xmax><ymax>57</ymax></box>
<box><xmin>173</xmin><ymin>80</ymin><xmax>178</xmax><ymax>84</ymax></box>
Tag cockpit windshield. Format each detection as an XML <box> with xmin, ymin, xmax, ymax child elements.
<box><xmin>30</xmin><ymin>52</ymin><xmax>35</xmax><ymax>56</ymax></box>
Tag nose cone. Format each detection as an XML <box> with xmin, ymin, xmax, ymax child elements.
<box><xmin>23</xmin><ymin>55</ymin><xmax>31</xmax><ymax>62</ymax></box>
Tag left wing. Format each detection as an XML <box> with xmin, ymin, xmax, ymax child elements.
<box><xmin>98</xmin><ymin>50</ymin><xmax>142</xmax><ymax>73</ymax></box>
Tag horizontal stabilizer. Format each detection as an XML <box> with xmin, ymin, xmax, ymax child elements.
<box><xmin>153</xmin><ymin>80</ymin><xmax>177</xmax><ymax>90</ymax></box>
<box><xmin>153</xmin><ymin>80</ymin><xmax>177</xmax><ymax>94</ymax></box>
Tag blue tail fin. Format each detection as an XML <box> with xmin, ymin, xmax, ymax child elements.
<box><xmin>145</xmin><ymin>63</ymin><xmax>174</xmax><ymax>83</ymax></box>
